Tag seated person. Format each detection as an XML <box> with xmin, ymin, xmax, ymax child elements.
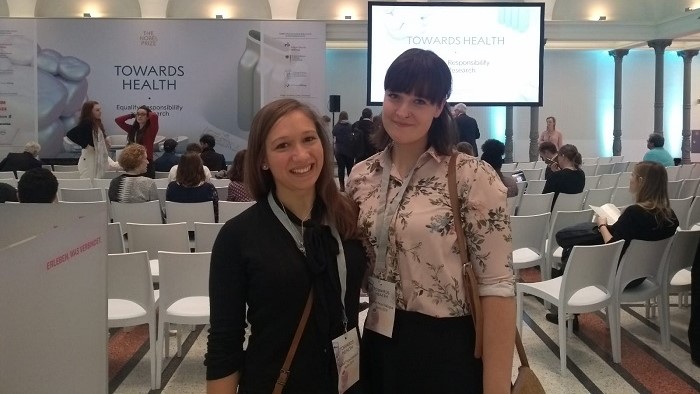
<box><xmin>538</xmin><ymin>141</ymin><xmax>558</xmax><ymax>180</ymax></box>
<box><xmin>17</xmin><ymin>168</ymin><xmax>58</xmax><ymax>203</ymax></box>
<box><xmin>0</xmin><ymin>182</ymin><xmax>18</xmax><ymax>203</ymax></box>
<box><xmin>166</xmin><ymin>152</ymin><xmax>219</xmax><ymax>221</ymax></box>
<box><xmin>480</xmin><ymin>139</ymin><xmax>518</xmax><ymax>198</ymax></box>
<box><xmin>153</xmin><ymin>138</ymin><xmax>180</xmax><ymax>172</ymax></box>
<box><xmin>227</xmin><ymin>149</ymin><xmax>253</xmax><ymax>202</ymax></box>
<box><xmin>0</xmin><ymin>141</ymin><xmax>43</xmax><ymax>176</ymax></box>
<box><xmin>199</xmin><ymin>133</ymin><xmax>227</xmax><ymax>174</ymax></box>
<box><xmin>542</xmin><ymin>144</ymin><xmax>585</xmax><ymax>206</ymax></box>
<box><xmin>168</xmin><ymin>143</ymin><xmax>212</xmax><ymax>182</ymax></box>
<box><xmin>642</xmin><ymin>133</ymin><xmax>674</xmax><ymax>167</ymax></box>
<box><xmin>108</xmin><ymin>143</ymin><xmax>158</xmax><ymax>203</ymax></box>
<box><xmin>455</xmin><ymin>141</ymin><xmax>475</xmax><ymax>156</ymax></box>
<box><xmin>597</xmin><ymin>161</ymin><xmax>678</xmax><ymax>287</ymax></box>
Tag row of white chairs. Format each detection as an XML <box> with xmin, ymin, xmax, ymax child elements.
<box><xmin>108</xmin><ymin>250</ymin><xmax>210</xmax><ymax>389</ymax></box>
<box><xmin>503</xmin><ymin>163</ymin><xmax>700</xmax><ymax>183</ymax></box>
<box><xmin>523</xmin><ymin>175</ymin><xmax>700</xmax><ymax>199</ymax></box>
<box><xmin>108</xmin><ymin>221</ymin><xmax>225</xmax><ymax>256</ymax></box>
<box><xmin>515</xmin><ymin>229</ymin><xmax>699</xmax><ymax>373</ymax></box>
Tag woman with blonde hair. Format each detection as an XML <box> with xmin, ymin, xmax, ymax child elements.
<box><xmin>206</xmin><ymin>98</ymin><xmax>366</xmax><ymax>393</ymax></box>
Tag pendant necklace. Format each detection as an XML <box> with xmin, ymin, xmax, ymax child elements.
<box><xmin>281</xmin><ymin>204</ymin><xmax>312</xmax><ymax>256</ymax></box>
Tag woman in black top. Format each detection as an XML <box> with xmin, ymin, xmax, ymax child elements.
<box><xmin>597</xmin><ymin>161</ymin><xmax>678</xmax><ymax>286</ymax></box>
<box><xmin>205</xmin><ymin>99</ymin><xmax>366</xmax><ymax>393</ymax></box>
<box><xmin>166</xmin><ymin>152</ymin><xmax>218</xmax><ymax>222</ymax></box>
<box><xmin>542</xmin><ymin>144</ymin><xmax>585</xmax><ymax>205</ymax></box>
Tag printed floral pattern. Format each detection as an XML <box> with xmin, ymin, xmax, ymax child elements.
<box><xmin>347</xmin><ymin>147</ymin><xmax>515</xmax><ymax>318</ymax></box>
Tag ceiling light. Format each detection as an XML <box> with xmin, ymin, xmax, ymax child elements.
<box><xmin>215</xmin><ymin>14</ymin><xmax>223</xmax><ymax>19</ymax></box>
<box><xmin>685</xmin><ymin>7</ymin><xmax>693</xmax><ymax>12</ymax></box>
<box><xmin>344</xmin><ymin>15</ymin><xmax>352</xmax><ymax>20</ymax></box>
<box><xmin>598</xmin><ymin>16</ymin><xmax>607</xmax><ymax>21</ymax></box>
<box><xmin>83</xmin><ymin>13</ymin><xmax>91</xmax><ymax>18</ymax></box>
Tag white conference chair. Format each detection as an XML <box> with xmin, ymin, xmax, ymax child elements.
<box><xmin>534</xmin><ymin>161</ymin><xmax>547</xmax><ymax>170</ymax></box>
<box><xmin>507</xmin><ymin>196</ymin><xmax>518</xmax><ymax>216</ymax></box>
<box><xmin>153</xmin><ymin>178</ymin><xmax>170</xmax><ymax>188</ymax></box>
<box><xmin>57</xmin><ymin>178</ymin><xmax>94</xmax><ymax>189</ymax></box>
<box><xmin>52</xmin><ymin>171</ymin><xmax>82</xmax><ymax>179</ymax></box>
<box><xmin>521</xmin><ymin>168</ymin><xmax>544</xmax><ymax>182</ymax></box>
<box><xmin>524</xmin><ymin>180</ymin><xmax>547</xmax><ymax>195</ymax></box>
<box><xmin>582</xmin><ymin>157</ymin><xmax>599</xmax><ymax>166</ymax></box>
<box><xmin>616</xmin><ymin>172</ymin><xmax>633</xmax><ymax>188</ymax></box>
<box><xmin>610</xmin><ymin>237</ymin><xmax>674</xmax><ymax>363</ymax></box>
<box><xmin>215</xmin><ymin>186</ymin><xmax>227</xmax><ymax>202</ymax></box>
<box><xmin>218</xmin><ymin>201</ymin><xmax>255</xmax><ymax>223</ymax></box>
<box><xmin>107</xmin><ymin>251</ymin><xmax>158</xmax><ymax>389</ymax></box>
<box><xmin>107</xmin><ymin>222</ymin><xmax>125</xmax><ymax>254</ymax></box>
<box><xmin>595</xmin><ymin>163</ymin><xmax>615</xmax><ymax>175</ymax></box>
<box><xmin>597</xmin><ymin>157</ymin><xmax>613</xmax><ymax>164</ymax></box>
<box><xmin>580</xmin><ymin>164</ymin><xmax>598</xmax><ymax>177</ymax></box>
<box><xmin>91</xmin><ymin>178</ymin><xmax>112</xmax><ymax>190</ymax></box>
<box><xmin>112</xmin><ymin>201</ymin><xmax>163</xmax><ymax>228</ymax></box>
<box><xmin>666</xmin><ymin>166</ymin><xmax>681</xmax><ymax>182</ymax></box>
<box><xmin>517</xmin><ymin>193</ymin><xmax>554</xmax><ymax>216</ymax></box>
<box><xmin>611</xmin><ymin>187</ymin><xmax>635</xmax><ymax>207</ymax></box>
<box><xmin>501</xmin><ymin>162</ymin><xmax>517</xmax><ymax>172</ymax></box>
<box><xmin>609</xmin><ymin>156</ymin><xmax>625</xmax><ymax>164</ymax></box>
<box><xmin>165</xmin><ymin>201</ymin><xmax>216</xmax><ymax>231</ymax></box>
<box><xmin>516</xmin><ymin>161</ymin><xmax>536</xmax><ymax>170</ymax></box>
<box><xmin>1</xmin><ymin>178</ymin><xmax>17</xmax><ymax>188</ymax></box>
<box><xmin>126</xmin><ymin>222</ymin><xmax>190</xmax><ymax>282</ymax></box>
<box><xmin>687</xmin><ymin>198</ymin><xmax>700</xmax><ymax>230</ymax></box>
<box><xmin>597</xmin><ymin>173</ymin><xmax>620</xmax><ymax>190</ymax></box>
<box><xmin>667</xmin><ymin>180</ymin><xmax>683</xmax><ymax>199</ymax></box>
<box><xmin>511</xmin><ymin>213</ymin><xmax>550</xmax><ymax>277</ymax></box>
<box><xmin>53</xmin><ymin>164</ymin><xmax>78</xmax><ymax>172</ymax></box>
<box><xmin>582</xmin><ymin>188</ymin><xmax>614</xmax><ymax>209</ymax></box>
<box><xmin>0</xmin><ymin>171</ymin><xmax>16</xmax><ymax>179</ymax></box>
<box><xmin>611</xmin><ymin>162</ymin><xmax>630</xmax><ymax>174</ymax></box>
<box><xmin>583</xmin><ymin>175</ymin><xmax>600</xmax><ymax>191</ymax></box>
<box><xmin>665</xmin><ymin>230</ymin><xmax>700</xmax><ymax>309</ymax></box>
<box><xmin>516</xmin><ymin>241</ymin><xmax>624</xmax><ymax>374</ymax></box>
<box><xmin>669</xmin><ymin>197</ymin><xmax>693</xmax><ymax>230</ymax></box>
<box><xmin>677</xmin><ymin>164</ymin><xmax>696</xmax><ymax>181</ymax></box>
<box><xmin>545</xmin><ymin>209</ymin><xmax>595</xmax><ymax>278</ymax></box>
<box><xmin>194</xmin><ymin>222</ymin><xmax>225</xmax><ymax>252</ymax></box>
<box><xmin>156</xmin><ymin>251</ymin><xmax>211</xmax><ymax>386</ymax></box>
<box><xmin>678</xmin><ymin>178</ymin><xmax>700</xmax><ymax>199</ymax></box>
<box><xmin>155</xmin><ymin>171</ymin><xmax>170</xmax><ymax>179</ymax></box>
<box><xmin>551</xmin><ymin>192</ymin><xmax>586</xmax><ymax>213</ymax></box>
<box><xmin>59</xmin><ymin>187</ymin><xmax>105</xmax><ymax>202</ymax></box>
<box><xmin>209</xmin><ymin>178</ymin><xmax>229</xmax><ymax>188</ymax></box>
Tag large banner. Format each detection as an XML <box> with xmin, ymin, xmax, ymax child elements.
<box><xmin>0</xmin><ymin>18</ymin><xmax>326</xmax><ymax>159</ymax></box>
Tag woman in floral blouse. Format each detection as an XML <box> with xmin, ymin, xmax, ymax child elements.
<box><xmin>347</xmin><ymin>48</ymin><xmax>516</xmax><ymax>393</ymax></box>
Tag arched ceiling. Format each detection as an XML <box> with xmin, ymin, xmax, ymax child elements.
<box><xmin>34</xmin><ymin>0</ymin><xmax>141</xmax><ymax>17</ymax></box>
<box><xmin>166</xmin><ymin>0</ymin><xmax>271</xmax><ymax>19</ymax></box>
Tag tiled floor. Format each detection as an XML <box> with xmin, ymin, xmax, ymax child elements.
<box><xmin>110</xmin><ymin>286</ymin><xmax>700</xmax><ymax>394</ymax></box>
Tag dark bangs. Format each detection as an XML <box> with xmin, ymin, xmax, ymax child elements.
<box><xmin>384</xmin><ymin>48</ymin><xmax>452</xmax><ymax>104</ymax></box>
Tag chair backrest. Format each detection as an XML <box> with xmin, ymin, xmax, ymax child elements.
<box><xmin>516</xmin><ymin>161</ymin><xmax>536</xmax><ymax>170</ymax></box>
<box><xmin>218</xmin><ymin>201</ymin><xmax>255</xmax><ymax>223</ymax></box>
<box><xmin>126</xmin><ymin>222</ymin><xmax>190</xmax><ymax>259</ymax></box>
<box><xmin>687</xmin><ymin>198</ymin><xmax>700</xmax><ymax>230</ymax></box>
<box><xmin>669</xmin><ymin>197</ymin><xmax>693</xmax><ymax>230</ymax></box>
<box><xmin>194</xmin><ymin>222</ymin><xmax>225</xmax><ymax>252</ymax></box>
<box><xmin>597</xmin><ymin>173</ymin><xmax>620</xmax><ymax>189</ymax></box>
<box><xmin>584</xmin><ymin>175</ymin><xmax>601</xmax><ymax>191</ymax></box>
<box><xmin>611</xmin><ymin>187</ymin><xmax>635</xmax><ymax>207</ymax></box>
<box><xmin>678</xmin><ymin>178</ymin><xmax>700</xmax><ymax>199</ymax></box>
<box><xmin>533</xmin><ymin>161</ymin><xmax>547</xmax><ymax>170</ymax></box>
<box><xmin>547</xmin><ymin>209</ymin><xmax>595</xmax><ymax>261</ymax></box>
<box><xmin>101</xmin><ymin>171</ymin><xmax>124</xmax><ymax>180</ymax></box>
<box><xmin>165</xmin><ymin>201</ymin><xmax>216</xmax><ymax>230</ymax></box>
<box><xmin>91</xmin><ymin>178</ymin><xmax>112</xmax><ymax>189</ymax></box>
<box><xmin>107</xmin><ymin>251</ymin><xmax>155</xmax><ymax>311</ymax></box>
<box><xmin>616</xmin><ymin>172</ymin><xmax>632</xmax><ymax>188</ymax></box>
<box><xmin>57</xmin><ymin>201</ymin><xmax>110</xmax><ymax>222</ymax></box>
<box><xmin>501</xmin><ymin>162</ymin><xmax>517</xmax><ymax>172</ymax></box>
<box><xmin>677</xmin><ymin>164</ymin><xmax>696</xmax><ymax>181</ymax></box>
<box><xmin>583</xmin><ymin>188</ymin><xmax>615</xmax><ymax>210</ymax></box>
<box><xmin>52</xmin><ymin>171</ymin><xmax>82</xmax><ymax>179</ymax></box>
<box><xmin>667</xmin><ymin>180</ymin><xmax>683</xmax><ymax>199</ymax></box>
<box><xmin>112</xmin><ymin>201</ymin><xmax>163</xmax><ymax>226</ymax></box>
<box><xmin>665</xmin><ymin>230</ymin><xmax>700</xmax><ymax>285</ymax></box>
<box><xmin>155</xmin><ymin>171</ymin><xmax>170</xmax><ymax>179</ymax></box>
<box><xmin>57</xmin><ymin>178</ymin><xmax>94</xmax><ymax>189</ymax></box>
<box><xmin>59</xmin><ymin>188</ymin><xmax>105</xmax><ymax>202</ymax></box>
<box><xmin>0</xmin><ymin>171</ymin><xmax>16</xmax><ymax>179</ymax></box>
<box><xmin>595</xmin><ymin>163</ymin><xmax>615</xmax><ymax>176</ymax></box>
<box><xmin>106</xmin><ymin>134</ymin><xmax>128</xmax><ymax>147</ymax></box>
<box><xmin>107</xmin><ymin>222</ymin><xmax>125</xmax><ymax>254</ymax></box>
<box><xmin>616</xmin><ymin>237</ymin><xmax>674</xmax><ymax>290</ymax></box>
<box><xmin>597</xmin><ymin>157</ymin><xmax>613</xmax><ymax>164</ymax></box>
<box><xmin>157</xmin><ymin>251</ymin><xmax>211</xmax><ymax>310</ymax></box>
<box><xmin>666</xmin><ymin>166</ymin><xmax>681</xmax><ymax>182</ymax></box>
<box><xmin>209</xmin><ymin>178</ymin><xmax>229</xmax><ymax>188</ymax></box>
<box><xmin>1</xmin><ymin>178</ymin><xmax>17</xmax><ymax>188</ymax></box>
<box><xmin>517</xmin><ymin>193</ymin><xmax>554</xmax><ymax>216</ymax></box>
<box><xmin>691</xmin><ymin>164</ymin><xmax>700</xmax><ymax>179</ymax></box>
<box><xmin>511</xmin><ymin>213</ymin><xmax>550</xmax><ymax>253</ymax></box>
<box><xmin>609</xmin><ymin>156</ymin><xmax>624</xmax><ymax>164</ymax></box>
<box><xmin>581</xmin><ymin>164</ymin><xmax>598</xmax><ymax>177</ymax></box>
<box><xmin>506</xmin><ymin>196</ymin><xmax>518</xmax><ymax>215</ymax></box>
<box><xmin>53</xmin><ymin>164</ymin><xmax>78</xmax><ymax>172</ymax></box>
<box><xmin>582</xmin><ymin>157</ymin><xmax>599</xmax><ymax>166</ymax></box>
<box><xmin>552</xmin><ymin>192</ymin><xmax>586</xmax><ymax>213</ymax></box>
<box><xmin>215</xmin><ymin>186</ymin><xmax>227</xmax><ymax>202</ymax></box>
<box><xmin>153</xmin><ymin>178</ymin><xmax>170</xmax><ymax>188</ymax></box>
<box><xmin>560</xmin><ymin>240</ymin><xmax>625</xmax><ymax>304</ymax></box>
<box><xmin>612</xmin><ymin>162</ymin><xmax>630</xmax><ymax>174</ymax></box>
<box><xmin>521</xmin><ymin>168</ymin><xmax>544</xmax><ymax>181</ymax></box>
<box><xmin>524</xmin><ymin>180</ymin><xmax>547</xmax><ymax>195</ymax></box>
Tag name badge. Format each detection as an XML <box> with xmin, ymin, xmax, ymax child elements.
<box><xmin>332</xmin><ymin>329</ymin><xmax>360</xmax><ymax>393</ymax></box>
<box><xmin>365</xmin><ymin>277</ymin><xmax>396</xmax><ymax>338</ymax></box>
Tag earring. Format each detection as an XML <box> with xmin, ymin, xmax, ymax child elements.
<box><xmin>262</xmin><ymin>164</ymin><xmax>269</xmax><ymax>170</ymax></box>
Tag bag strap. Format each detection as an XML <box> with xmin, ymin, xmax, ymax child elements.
<box><xmin>273</xmin><ymin>289</ymin><xmax>314</xmax><ymax>394</ymax></box>
<box><xmin>447</xmin><ymin>153</ymin><xmax>529</xmax><ymax>365</ymax></box>
<box><xmin>447</xmin><ymin>153</ymin><xmax>483</xmax><ymax>358</ymax></box>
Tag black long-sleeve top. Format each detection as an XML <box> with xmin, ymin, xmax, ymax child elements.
<box><xmin>205</xmin><ymin>198</ymin><xmax>366</xmax><ymax>393</ymax></box>
<box><xmin>607</xmin><ymin>204</ymin><xmax>678</xmax><ymax>256</ymax></box>
<box><xmin>66</xmin><ymin>120</ymin><xmax>96</xmax><ymax>148</ymax></box>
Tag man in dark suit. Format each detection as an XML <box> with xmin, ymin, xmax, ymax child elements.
<box><xmin>0</xmin><ymin>141</ymin><xmax>43</xmax><ymax>176</ymax></box>
<box><xmin>199</xmin><ymin>133</ymin><xmax>227</xmax><ymax>174</ymax></box>
<box><xmin>453</xmin><ymin>103</ymin><xmax>480</xmax><ymax>156</ymax></box>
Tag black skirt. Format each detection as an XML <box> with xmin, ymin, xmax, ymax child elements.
<box><xmin>361</xmin><ymin>309</ymin><xmax>483</xmax><ymax>394</ymax></box>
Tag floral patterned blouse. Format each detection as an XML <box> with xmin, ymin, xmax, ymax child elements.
<box><xmin>347</xmin><ymin>147</ymin><xmax>515</xmax><ymax>318</ymax></box>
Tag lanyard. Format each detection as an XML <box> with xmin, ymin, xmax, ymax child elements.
<box><xmin>268</xmin><ymin>192</ymin><xmax>348</xmax><ymax>327</ymax></box>
<box><xmin>373</xmin><ymin>150</ymin><xmax>424</xmax><ymax>273</ymax></box>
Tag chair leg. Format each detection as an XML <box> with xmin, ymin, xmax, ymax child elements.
<box><xmin>660</xmin><ymin>292</ymin><xmax>671</xmax><ymax>350</ymax></box>
<box><xmin>559</xmin><ymin>310</ymin><xmax>568</xmax><ymax>374</ymax></box>
<box><xmin>149</xmin><ymin>321</ymin><xmax>158</xmax><ymax>390</ymax></box>
<box><xmin>156</xmin><ymin>320</ymin><xmax>165</xmax><ymax>388</ymax></box>
<box><xmin>165</xmin><ymin>323</ymin><xmax>171</xmax><ymax>359</ymax></box>
<box><xmin>516</xmin><ymin>291</ymin><xmax>523</xmax><ymax>334</ymax></box>
<box><xmin>610</xmin><ymin>302</ymin><xmax>622</xmax><ymax>363</ymax></box>
<box><xmin>176</xmin><ymin>325</ymin><xmax>183</xmax><ymax>357</ymax></box>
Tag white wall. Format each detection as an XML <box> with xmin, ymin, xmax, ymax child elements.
<box><xmin>326</xmin><ymin>48</ymin><xmax>700</xmax><ymax>162</ymax></box>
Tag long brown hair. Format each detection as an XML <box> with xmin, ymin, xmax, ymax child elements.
<box><xmin>79</xmin><ymin>101</ymin><xmax>105</xmax><ymax>134</ymax></box>
<box><xmin>245</xmin><ymin>98</ymin><xmax>359</xmax><ymax>239</ymax></box>
<box><xmin>228</xmin><ymin>149</ymin><xmax>246</xmax><ymax>182</ymax></box>
<box><xmin>632</xmin><ymin>161</ymin><xmax>675</xmax><ymax>227</ymax></box>
<box><xmin>176</xmin><ymin>152</ymin><xmax>206</xmax><ymax>187</ymax></box>
<box><xmin>128</xmin><ymin>105</ymin><xmax>152</xmax><ymax>145</ymax></box>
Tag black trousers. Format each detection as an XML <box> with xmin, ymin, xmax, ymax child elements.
<box><xmin>336</xmin><ymin>153</ymin><xmax>354</xmax><ymax>190</ymax></box>
<box><xmin>690</xmin><ymin>242</ymin><xmax>700</xmax><ymax>363</ymax></box>
<box><xmin>361</xmin><ymin>310</ymin><xmax>483</xmax><ymax>394</ymax></box>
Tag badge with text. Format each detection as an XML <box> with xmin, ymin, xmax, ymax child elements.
<box><xmin>365</xmin><ymin>277</ymin><xmax>396</xmax><ymax>338</ymax></box>
<box><xmin>332</xmin><ymin>329</ymin><xmax>360</xmax><ymax>393</ymax></box>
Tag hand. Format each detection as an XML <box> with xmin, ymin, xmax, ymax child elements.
<box><xmin>131</xmin><ymin>112</ymin><xmax>136</xmax><ymax>119</ymax></box>
<box><xmin>596</xmin><ymin>217</ymin><xmax>607</xmax><ymax>226</ymax></box>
